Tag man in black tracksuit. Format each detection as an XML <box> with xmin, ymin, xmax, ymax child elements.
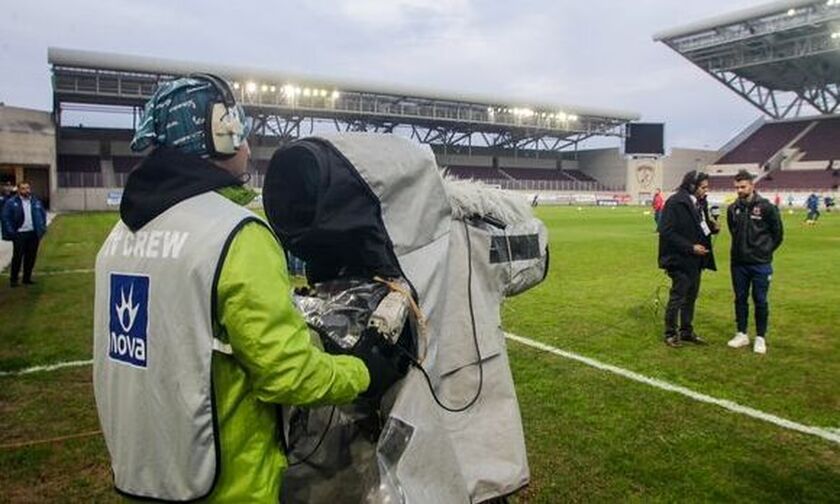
<box><xmin>726</xmin><ymin>170</ymin><xmax>784</xmax><ymax>354</ymax></box>
<box><xmin>658</xmin><ymin>171</ymin><xmax>718</xmax><ymax>347</ymax></box>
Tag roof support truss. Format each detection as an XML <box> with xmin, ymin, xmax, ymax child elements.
<box><xmin>657</xmin><ymin>3</ymin><xmax>840</xmax><ymax>119</ymax></box>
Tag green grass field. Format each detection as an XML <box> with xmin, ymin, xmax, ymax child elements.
<box><xmin>0</xmin><ymin>207</ymin><xmax>838</xmax><ymax>502</ymax></box>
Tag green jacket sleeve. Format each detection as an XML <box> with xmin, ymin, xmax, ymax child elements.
<box><xmin>216</xmin><ymin>221</ymin><xmax>370</xmax><ymax>406</ymax></box>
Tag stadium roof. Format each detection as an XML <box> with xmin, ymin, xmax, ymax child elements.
<box><xmin>49</xmin><ymin>47</ymin><xmax>639</xmax><ymax>152</ymax></box>
<box><xmin>655</xmin><ymin>0</ymin><xmax>840</xmax><ymax>118</ymax></box>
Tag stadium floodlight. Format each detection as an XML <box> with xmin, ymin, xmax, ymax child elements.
<box><xmin>261</xmin><ymin>84</ymin><xmax>269</xmax><ymax>92</ymax></box>
<box><xmin>569</xmin><ymin>114</ymin><xmax>579</xmax><ymax>122</ymax></box>
<box><xmin>294</xmin><ymin>87</ymin><xmax>302</xmax><ymax>96</ymax></box>
<box><xmin>787</xmin><ymin>8</ymin><xmax>796</xmax><ymax>15</ymax></box>
<box><xmin>319</xmin><ymin>89</ymin><xmax>328</xmax><ymax>97</ymax></box>
<box><xmin>331</xmin><ymin>90</ymin><xmax>340</xmax><ymax>100</ymax></box>
<box><xmin>232</xmin><ymin>81</ymin><xmax>240</xmax><ymax>90</ymax></box>
<box><xmin>282</xmin><ymin>84</ymin><xmax>294</xmax><ymax>96</ymax></box>
<box><xmin>245</xmin><ymin>81</ymin><xmax>257</xmax><ymax>93</ymax></box>
<box><xmin>303</xmin><ymin>88</ymin><xmax>311</xmax><ymax>97</ymax></box>
<box><xmin>557</xmin><ymin>112</ymin><xmax>568</xmax><ymax>121</ymax></box>
<box><xmin>828</xmin><ymin>0</ymin><xmax>835</xmax><ymax>6</ymax></box>
<box><xmin>832</xmin><ymin>32</ymin><xmax>840</xmax><ymax>39</ymax></box>
<box><xmin>270</xmin><ymin>85</ymin><xmax>276</xmax><ymax>93</ymax></box>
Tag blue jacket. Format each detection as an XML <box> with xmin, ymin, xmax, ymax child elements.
<box><xmin>1</xmin><ymin>195</ymin><xmax>47</xmax><ymax>240</ymax></box>
<box><xmin>806</xmin><ymin>194</ymin><xmax>819</xmax><ymax>211</ymax></box>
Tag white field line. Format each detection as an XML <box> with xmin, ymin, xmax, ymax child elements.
<box><xmin>505</xmin><ymin>332</ymin><xmax>840</xmax><ymax>446</ymax></box>
<box><xmin>0</xmin><ymin>359</ymin><xmax>92</xmax><ymax>377</ymax></box>
<box><xmin>3</xmin><ymin>333</ymin><xmax>837</xmax><ymax>446</ymax></box>
<box><xmin>38</xmin><ymin>268</ymin><xmax>94</xmax><ymax>276</ymax></box>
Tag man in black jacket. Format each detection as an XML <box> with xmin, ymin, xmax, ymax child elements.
<box><xmin>658</xmin><ymin>171</ymin><xmax>718</xmax><ymax>347</ymax></box>
<box><xmin>726</xmin><ymin>170</ymin><xmax>784</xmax><ymax>354</ymax></box>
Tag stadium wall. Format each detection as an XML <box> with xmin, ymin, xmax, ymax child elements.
<box><xmin>52</xmin><ymin>188</ymin><xmax>122</xmax><ymax>211</ymax></box>
<box><xmin>663</xmin><ymin>148</ymin><xmax>719</xmax><ymax>189</ymax></box>
<box><xmin>560</xmin><ymin>159</ymin><xmax>580</xmax><ymax>170</ymax></box>
<box><xmin>626</xmin><ymin>157</ymin><xmax>663</xmax><ymax>203</ymax></box>
<box><xmin>0</xmin><ymin>106</ymin><xmax>56</xmax><ymax>207</ymax></box>
<box><xmin>575</xmin><ymin>148</ymin><xmax>626</xmax><ymax>188</ymax></box>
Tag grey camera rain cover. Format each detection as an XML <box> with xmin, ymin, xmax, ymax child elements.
<box><xmin>264</xmin><ymin>133</ymin><xmax>548</xmax><ymax>503</ymax></box>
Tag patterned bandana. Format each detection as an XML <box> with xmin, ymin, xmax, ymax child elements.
<box><xmin>130</xmin><ymin>77</ymin><xmax>251</xmax><ymax>157</ymax></box>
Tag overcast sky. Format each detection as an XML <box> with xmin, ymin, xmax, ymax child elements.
<box><xmin>1</xmin><ymin>0</ymin><xmax>773</xmax><ymax>151</ymax></box>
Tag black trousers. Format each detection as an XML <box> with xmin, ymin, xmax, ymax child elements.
<box><xmin>664</xmin><ymin>266</ymin><xmax>702</xmax><ymax>338</ymax></box>
<box><xmin>10</xmin><ymin>231</ymin><xmax>40</xmax><ymax>284</ymax></box>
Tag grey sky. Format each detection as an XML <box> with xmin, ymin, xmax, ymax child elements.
<box><xmin>1</xmin><ymin>0</ymin><xmax>772</xmax><ymax>151</ymax></box>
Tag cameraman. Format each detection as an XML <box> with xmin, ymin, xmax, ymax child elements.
<box><xmin>93</xmin><ymin>76</ymin><xmax>373</xmax><ymax>502</ymax></box>
<box><xmin>658</xmin><ymin>171</ymin><xmax>718</xmax><ymax>348</ymax></box>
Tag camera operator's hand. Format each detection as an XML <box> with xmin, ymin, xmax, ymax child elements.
<box><xmin>692</xmin><ymin>244</ymin><xmax>709</xmax><ymax>256</ymax></box>
<box><xmin>354</xmin><ymin>332</ymin><xmax>408</xmax><ymax>400</ymax></box>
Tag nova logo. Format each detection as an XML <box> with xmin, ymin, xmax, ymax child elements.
<box><xmin>109</xmin><ymin>273</ymin><xmax>149</xmax><ymax>368</ymax></box>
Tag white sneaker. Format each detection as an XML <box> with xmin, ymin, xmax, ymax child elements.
<box><xmin>728</xmin><ymin>332</ymin><xmax>750</xmax><ymax>348</ymax></box>
<box><xmin>753</xmin><ymin>336</ymin><xmax>767</xmax><ymax>354</ymax></box>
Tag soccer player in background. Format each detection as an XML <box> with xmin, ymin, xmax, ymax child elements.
<box><xmin>726</xmin><ymin>170</ymin><xmax>784</xmax><ymax>354</ymax></box>
<box><xmin>805</xmin><ymin>192</ymin><xmax>820</xmax><ymax>224</ymax></box>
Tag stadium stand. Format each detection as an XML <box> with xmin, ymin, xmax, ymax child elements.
<box><xmin>658</xmin><ymin>1</ymin><xmax>840</xmax><ymax>193</ymax></box>
<box><xmin>499</xmin><ymin>168</ymin><xmax>572</xmax><ymax>181</ymax></box>
<box><xmin>443</xmin><ymin>165</ymin><xmax>617</xmax><ymax>191</ymax></box>
<box><xmin>564</xmin><ymin>169</ymin><xmax>597</xmax><ymax>182</ymax></box>
<box><xmin>706</xmin><ymin>116</ymin><xmax>839</xmax><ymax>191</ymax></box>
<box><xmin>757</xmin><ymin>170</ymin><xmax>840</xmax><ymax>191</ymax></box>
<box><xmin>444</xmin><ymin>165</ymin><xmax>508</xmax><ymax>182</ymax></box>
<box><xmin>706</xmin><ymin>176</ymin><xmax>734</xmax><ymax>191</ymax></box>
<box><xmin>45</xmin><ymin>47</ymin><xmax>638</xmax><ymax>210</ymax></box>
<box><xmin>794</xmin><ymin>117</ymin><xmax>840</xmax><ymax>162</ymax></box>
<box><xmin>715</xmin><ymin>120</ymin><xmax>810</xmax><ymax>166</ymax></box>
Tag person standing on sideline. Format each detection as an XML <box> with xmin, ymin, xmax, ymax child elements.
<box><xmin>1</xmin><ymin>182</ymin><xmax>47</xmax><ymax>287</ymax></box>
<box><xmin>658</xmin><ymin>171</ymin><xmax>718</xmax><ymax>348</ymax></box>
<box><xmin>726</xmin><ymin>170</ymin><xmax>783</xmax><ymax>354</ymax></box>
<box><xmin>0</xmin><ymin>181</ymin><xmax>13</xmax><ymax>209</ymax></box>
<box><xmin>652</xmin><ymin>188</ymin><xmax>665</xmax><ymax>232</ymax></box>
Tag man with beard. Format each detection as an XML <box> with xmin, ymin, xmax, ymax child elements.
<box><xmin>658</xmin><ymin>171</ymin><xmax>718</xmax><ymax>348</ymax></box>
<box><xmin>1</xmin><ymin>181</ymin><xmax>47</xmax><ymax>286</ymax></box>
<box><xmin>726</xmin><ymin>170</ymin><xmax>784</xmax><ymax>354</ymax></box>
